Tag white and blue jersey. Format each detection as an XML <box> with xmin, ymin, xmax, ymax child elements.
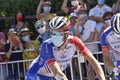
<box><xmin>26</xmin><ymin>35</ymin><xmax>89</xmax><ymax>80</ymax></box>
<box><xmin>101</xmin><ymin>27</ymin><xmax>120</xmax><ymax>66</ymax></box>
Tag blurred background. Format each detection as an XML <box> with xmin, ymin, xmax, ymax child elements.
<box><xmin>0</xmin><ymin>0</ymin><xmax>115</xmax><ymax>39</ymax></box>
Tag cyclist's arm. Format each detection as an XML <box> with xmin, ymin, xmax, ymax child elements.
<box><xmin>73</xmin><ymin>36</ymin><xmax>105</xmax><ymax>80</ymax></box>
<box><xmin>50</xmin><ymin>61</ymin><xmax>68</xmax><ymax>80</ymax></box>
<box><xmin>84</xmin><ymin>50</ymin><xmax>106</xmax><ymax>80</ymax></box>
<box><xmin>102</xmin><ymin>49</ymin><xmax>114</xmax><ymax>71</ymax></box>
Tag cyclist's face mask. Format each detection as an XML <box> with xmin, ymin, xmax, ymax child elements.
<box><xmin>51</xmin><ymin>31</ymin><xmax>67</xmax><ymax>47</ymax></box>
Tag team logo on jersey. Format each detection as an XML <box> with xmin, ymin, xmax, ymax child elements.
<box><xmin>66</xmin><ymin>46</ymin><xmax>72</xmax><ymax>49</ymax></box>
<box><xmin>60</xmin><ymin>54</ymin><xmax>67</xmax><ymax>59</ymax></box>
<box><xmin>39</xmin><ymin>58</ymin><xmax>44</xmax><ymax>66</ymax></box>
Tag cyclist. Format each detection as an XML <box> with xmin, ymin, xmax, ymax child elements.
<box><xmin>100</xmin><ymin>13</ymin><xmax>120</xmax><ymax>79</ymax></box>
<box><xmin>26</xmin><ymin>16</ymin><xmax>105</xmax><ymax>80</ymax></box>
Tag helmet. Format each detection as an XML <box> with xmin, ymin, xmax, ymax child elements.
<box><xmin>111</xmin><ymin>13</ymin><xmax>120</xmax><ymax>34</ymax></box>
<box><xmin>49</xmin><ymin>16</ymin><xmax>71</xmax><ymax>31</ymax></box>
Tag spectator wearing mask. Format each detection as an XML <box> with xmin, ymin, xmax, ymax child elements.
<box><xmin>101</xmin><ymin>11</ymin><xmax>113</xmax><ymax>33</ymax></box>
<box><xmin>11</xmin><ymin>11</ymin><xmax>28</xmax><ymax>35</ymax></box>
<box><xmin>5</xmin><ymin>28</ymin><xmax>24</xmax><ymax>80</ymax></box>
<box><xmin>36</xmin><ymin>0</ymin><xmax>56</xmax><ymax>23</ymax></box>
<box><xmin>36</xmin><ymin>0</ymin><xmax>55</xmax><ymax>41</ymax></box>
<box><xmin>35</xmin><ymin>20</ymin><xmax>50</xmax><ymax>43</ymax></box>
<box><xmin>69</xmin><ymin>13</ymin><xmax>78</xmax><ymax>36</ymax></box>
<box><xmin>89</xmin><ymin>0</ymin><xmax>112</xmax><ymax>54</ymax></box>
<box><xmin>20</xmin><ymin>27</ymin><xmax>40</xmax><ymax>73</ymax></box>
<box><xmin>112</xmin><ymin>0</ymin><xmax>120</xmax><ymax>14</ymax></box>
<box><xmin>61</xmin><ymin>0</ymin><xmax>87</xmax><ymax>14</ymax></box>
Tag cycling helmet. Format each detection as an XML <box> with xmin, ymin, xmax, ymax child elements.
<box><xmin>111</xmin><ymin>13</ymin><xmax>120</xmax><ymax>34</ymax></box>
<box><xmin>49</xmin><ymin>16</ymin><xmax>71</xmax><ymax>31</ymax></box>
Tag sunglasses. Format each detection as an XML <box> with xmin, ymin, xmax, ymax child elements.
<box><xmin>36</xmin><ymin>25</ymin><xmax>44</xmax><ymax>29</ymax></box>
<box><xmin>104</xmin><ymin>18</ymin><xmax>111</xmax><ymax>20</ymax></box>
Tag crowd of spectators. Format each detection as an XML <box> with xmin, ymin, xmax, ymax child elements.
<box><xmin>0</xmin><ymin>0</ymin><xmax>120</xmax><ymax>80</ymax></box>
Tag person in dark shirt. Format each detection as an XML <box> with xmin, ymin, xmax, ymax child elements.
<box><xmin>5</xmin><ymin>28</ymin><xmax>24</xmax><ymax>80</ymax></box>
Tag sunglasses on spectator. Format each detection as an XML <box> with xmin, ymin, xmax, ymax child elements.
<box><xmin>36</xmin><ymin>25</ymin><xmax>44</xmax><ymax>29</ymax></box>
<box><xmin>104</xmin><ymin>18</ymin><xmax>111</xmax><ymax>20</ymax></box>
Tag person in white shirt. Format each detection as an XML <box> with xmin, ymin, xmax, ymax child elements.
<box><xmin>112</xmin><ymin>0</ymin><xmax>120</xmax><ymax>14</ymax></box>
<box><xmin>89</xmin><ymin>0</ymin><xmax>112</xmax><ymax>42</ymax></box>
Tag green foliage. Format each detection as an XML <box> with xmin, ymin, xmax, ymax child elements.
<box><xmin>0</xmin><ymin>0</ymin><xmax>39</xmax><ymax>17</ymax></box>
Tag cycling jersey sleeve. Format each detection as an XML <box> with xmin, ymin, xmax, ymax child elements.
<box><xmin>40</xmin><ymin>42</ymin><xmax>56</xmax><ymax>66</ymax></box>
<box><xmin>100</xmin><ymin>32</ymin><xmax>110</xmax><ymax>50</ymax></box>
<box><xmin>72</xmin><ymin>36</ymin><xmax>89</xmax><ymax>56</ymax></box>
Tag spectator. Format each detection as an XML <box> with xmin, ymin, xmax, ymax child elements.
<box><xmin>112</xmin><ymin>0</ymin><xmax>120</xmax><ymax>14</ymax></box>
<box><xmin>69</xmin><ymin>13</ymin><xmax>78</xmax><ymax>36</ymax></box>
<box><xmin>89</xmin><ymin>0</ymin><xmax>112</xmax><ymax>52</ymax></box>
<box><xmin>0</xmin><ymin>20</ymin><xmax>8</xmax><ymax>80</ymax></box>
<box><xmin>36</xmin><ymin>0</ymin><xmax>55</xmax><ymax>41</ymax></box>
<box><xmin>5</xmin><ymin>28</ymin><xmax>24</xmax><ymax>80</ymax></box>
<box><xmin>20</xmin><ymin>27</ymin><xmax>40</xmax><ymax>73</ymax></box>
<box><xmin>11</xmin><ymin>11</ymin><xmax>28</xmax><ymax>35</ymax></box>
<box><xmin>75</xmin><ymin>13</ymin><xmax>99</xmax><ymax>80</ymax></box>
<box><xmin>36</xmin><ymin>0</ymin><xmax>56</xmax><ymax>23</ymax></box>
<box><xmin>101</xmin><ymin>11</ymin><xmax>113</xmax><ymax>33</ymax></box>
<box><xmin>61</xmin><ymin>0</ymin><xmax>87</xmax><ymax>14</ymax></box>
<box><xmin>35</xmin><ymin>20</ymin><xmax>50</xmax><ymax>43</ymax></box>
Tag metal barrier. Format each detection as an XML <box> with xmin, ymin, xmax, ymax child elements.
<box><xmin>0</xmin><ymin>41</ymin><xmax>109</xmax><ymax>80</ymax></box>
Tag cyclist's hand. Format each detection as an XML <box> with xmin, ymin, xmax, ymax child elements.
<box><xmin>113</xmin><ymin>67</ymin><xmax>120</xmax><ymax>79</ymax></box>
<box><xmin>113</xmin><ymin>67</ymin><xmax>119</xmax><ymax>75</ymax></box>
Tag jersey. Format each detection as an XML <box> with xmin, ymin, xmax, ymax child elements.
<box><xmin>27</xmin><ymin>35</ymin><xmax>89</xmax><ymax>78</ymax></box>
<box><xmin>101</xmin><ymin>27</ymin><xmax>120</xmax><ymax>61</ymax></box>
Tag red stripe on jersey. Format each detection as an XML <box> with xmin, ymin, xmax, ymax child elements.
<box><xmin>81</xmin><ymin>47</ymin><xmax>89</xmax><ymax>56</ymax></box>
<box><xmin>47</xmin><ymin>59</ymin><xmax>56</xmax><ymax>66</ymax></box>
<box><xmin>67</xmin><ymin>36</ymin><xmax>88</xmax><ymax>56</ymax></box>
<box><xmin>102</xmin><ymin>46</ymin><xmax>110</xmax><ymax>51</ymax></box>
<box><xmin>44</xmin><ymin>65</ymin><xmax>49</xmax><ymax>73</ymax></box>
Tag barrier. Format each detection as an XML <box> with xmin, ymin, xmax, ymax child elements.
<box><xmin>0</xmin><ymin>41</ymin><xmax>109</xmax><ymax>80</ymax></box>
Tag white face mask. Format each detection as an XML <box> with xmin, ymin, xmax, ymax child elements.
<box><xmin>98</xmin><ymin>0</ymin><xmax>105</xmax><ymax>5</ymax></box>
<box><xmin>51</xmin><ymin>35</ymin><xmax>64</xmax><ymax>47</ymax></box>
<box><xmin>79</xmin><ymin>14</ymin><xmax>88</xmax><ymax>20</ymax></box>
<box><xmin>37</xmin><ymin>26</ymin><xmax>46</xmax><ymax>35</ymax></box>
<box><xmin>105</xmin><ymin>19</ymin><xmax>111</xmax><ymax>25</ymax></box>
<box><xmin>43</xmin><ymin>6</ymin><xmax>51</xmax><ymax>12</ymax></box>
<box><xmin>22</xmin><ymin>36</ymin><xmax>30</xmax><ymax>42</ymax></box>
<box><xmin>71</xmin><ymin>1</ymin><xmax>79</xmax><ymax>6</ymax></box>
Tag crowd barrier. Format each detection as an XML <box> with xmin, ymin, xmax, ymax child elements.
<box><xmin>0</xmin><ymin>41</ymin><xmax>111</xmax><ymax>80</ymax></box>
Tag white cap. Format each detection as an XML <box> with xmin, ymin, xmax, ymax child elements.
<box><xmin>8</xmin><ymin>28</ymin><xmax>17</xmax><ymax>35</ymax></box>
<box><xmin>35</xmin><ymin>20</ymin><xmax>46</xmax><ymax>29</ymax></box>
<box><xmin>70</xmin><ymin>13</ymin><xmax>78</xmax><ymax>18</ymax></box>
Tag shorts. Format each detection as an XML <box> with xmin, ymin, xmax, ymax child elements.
<box><xmin>25</xmin><ymin>73</ymin><xmax>53</xmax><ymax>80</ymax></box>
